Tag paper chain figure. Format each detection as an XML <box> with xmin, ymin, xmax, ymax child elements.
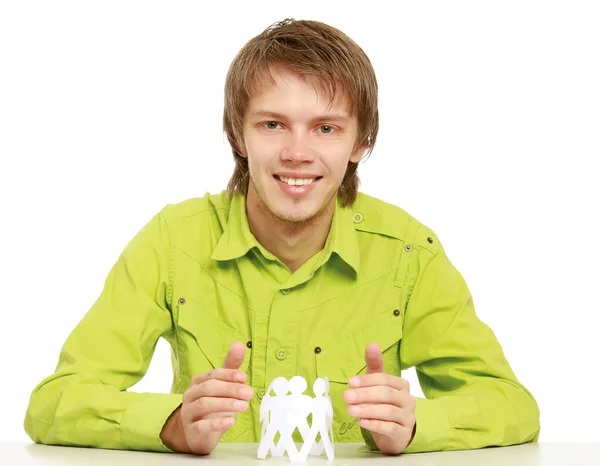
<box><xmin>257</xmin><ymin>376</ymin><xmax>335</xmax><ymax>461</ymax></box>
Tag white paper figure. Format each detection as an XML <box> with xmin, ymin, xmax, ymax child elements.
<box><xmin>289</xmin><ymin>376</ymin><xmax>313</xmax><ymax>444</ymax></box>
<box><xmin>257</xmin><ymin>377</ymin><xmax>290</xmax><ymax>459</ymax></box>
<box><xmin>257</xmin><ymin>376</ymin><xmax>335</xmax><ymax>461</ymax></box>
<box><xmin>273</xmin><ymin>376</ymin><xmax>313</xmax><ymax>458</ymax></box>
<box><xmin>298</xmin><ymin>377</ymin><xmax>335</xmax><ymax>460</ymax></box>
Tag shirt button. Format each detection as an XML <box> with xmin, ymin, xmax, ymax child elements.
<box><xmin>352</xmin><ymin>212</ymin><xmax>364</xmax><ymax>224</ymax></box>
<box><xmin>258</xmin><ymin>389</ymin><xmax>266</xmax><ymax>401</ymax></box>
<box><xmin>281</xmin><ymin>288</ymin><xmax>290</xmax><ymax>295</ymax></box>
<box><xmin>178</xmin><ymin>297</ymin><xmax>186</xmax><ymax>305</ymax></box>
<box><xmin>393</xmin><ymin>309</ymin><xmax>400</xmax><ymax>317</ymax></box>
<box><xmin>276</xmin><ymin>349</ymin><xmax>287</xmax><ymax>360</ymax></box>
<box><xmin>404</xmin><ymin>244</ymin><xmax>413</xmax><ymax>252</ymax></box>
<box><xmin>314</xmin><ymin>346</ymin><xmax>322</xmax><ymax>354</ymax></box>
<box><xmin>246</xmin><ymin>341</ymin><xmax>252</xmax><ymax>349</ymax></box>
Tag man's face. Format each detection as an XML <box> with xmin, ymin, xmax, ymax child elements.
<box><xmin>241</xmin><ymin>67</ymin><xmax>363</xmax><ymax>224</ymax></box>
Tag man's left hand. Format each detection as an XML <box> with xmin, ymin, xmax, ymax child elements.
<box><xmin>343</xmin><ymin>342</ymin><xmax>417</xmax><ymax>455</ymax></box>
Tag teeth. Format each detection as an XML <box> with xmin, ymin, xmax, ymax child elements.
<box><xmin>279</xmin><ymin>176</ymin><xmax>316</xmax><ymax>186</ymax></box>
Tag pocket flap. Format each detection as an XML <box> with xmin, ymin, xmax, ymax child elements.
<box><xmin>177</xmin><ymin>299</ymin><xmax>251</xmax><ymax>373</ymax></box>
<box><xmin>316</xmin><ymin>307</ymin><xmax>403</xmax><ymax>382</ymax></box>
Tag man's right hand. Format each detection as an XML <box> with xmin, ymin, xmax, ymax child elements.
<box><xmin>160</xmin><ymin>341</ymin><xmax>253</xmax><ymax>455</ymax></box>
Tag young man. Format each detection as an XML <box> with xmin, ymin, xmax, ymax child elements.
<box><xmin>24</xmin><ymin>18</ymin><xmax>540</xmax><ymax>455</ymax></box>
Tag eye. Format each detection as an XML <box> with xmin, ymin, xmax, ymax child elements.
<box><xmin>264</xmin><ymin>121</ymin><xmax>281</xmax><ymax>130</ymax></box>
<box><xmin>319</xmin><ymin>125</ymin><xmax>335</xmax><ymax>134</ymax></box>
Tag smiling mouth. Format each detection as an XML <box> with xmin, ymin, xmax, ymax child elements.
<box><xmin>274</xmin><ymin>175</ymin><xmax>322</xmax><ymax>186</ymax></box>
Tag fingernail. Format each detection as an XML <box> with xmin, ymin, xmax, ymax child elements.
<box><xmin>241</xmin><ymin>387</ymin><xmax>253</xmax><ymax>399</ymax></box>
<box><xmin>349</xmin><ymin>377</ymin><xmax>360</xmax><ymax>387</ymax></box>
<box><xmin>235</xmin><ymin>372</ymin><xmax>246</xmax><ymax>383</ymax></box>
<box><xmin>348</xmin><ymin>405</ymin><xmax>360</xmax><ymax>415</ymax></box>
<box><xmin>234</xmin><ymin>400</ymin><xmax>247</xmax><ymax>410</ymax></box>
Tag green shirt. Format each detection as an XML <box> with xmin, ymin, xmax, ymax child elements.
<box><xmin>24</xmin><ymin>190</ymin><xmax>540</xmax><ymax>453</ymax></box>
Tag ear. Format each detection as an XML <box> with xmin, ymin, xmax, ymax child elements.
<box><xmin>349</xmin><ymin>143</ymin><xmax>368</xmax><ymax>164</ymax></box>
<box><xmin>236</xmin><ymin>137</ymin><xmax>248</xmax><ymax>158</ymax></box>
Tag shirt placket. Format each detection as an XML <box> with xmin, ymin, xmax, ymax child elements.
<box><xmin>263</xmin><ymin>286</ymin><xmax>299</xmax><ymax>389</ymax></box>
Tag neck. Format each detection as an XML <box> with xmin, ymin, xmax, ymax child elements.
<box><xmin>246</xmin><ymin>185</ymin><xmax>335</xmax><ymax>273</ymax></box>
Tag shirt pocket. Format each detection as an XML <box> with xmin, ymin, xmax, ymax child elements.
<box><xmin>176</xmin><ymin>297</ymin><xmax>252</xmax><ymax>442</ymax></box>
<box><xmin>315</xmin><ymin>305</ymin><xmax>404</xmax><ymax>442</ymax></box>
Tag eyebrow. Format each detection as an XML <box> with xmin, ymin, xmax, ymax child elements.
<box><xmin>250</xmin><ymin>110</ymin><xmax>350</xmax><ymax>123</ymax></box>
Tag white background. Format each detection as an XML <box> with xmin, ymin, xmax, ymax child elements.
<box><xmin>1</xmin><ymin>1</ymin><xmax>599</xmax><ymax>444</ymax></box>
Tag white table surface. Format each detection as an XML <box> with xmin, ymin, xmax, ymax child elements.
<box><xmin>2</xmin><ymin>442</ymin><xmax>599</xmax><ymax>465</ymax></box>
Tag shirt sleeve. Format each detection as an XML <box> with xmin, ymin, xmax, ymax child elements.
<box><xmin>363</xmin><ymin>243</ymin><xmax>540</xmax><ymax>453</ymax></box>
<box><xmin>24</xmin><ymin>211</ymin><xmax>183</xmax><ymax>452</ymax></box>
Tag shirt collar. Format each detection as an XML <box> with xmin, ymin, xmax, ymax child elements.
<box><xmin>210</xmin><ymin>193</ymin><xmax>259</xmax><ymax>261</ymax></box>
<box><xmin>315</xmin><ymin>195</ymin><xmax>360</xmax><ymax>275</ymax></box>
<box><xmin>211</xmin><ymin>193</ymin><xmax>360</xmax><ymax>275</ymax></box>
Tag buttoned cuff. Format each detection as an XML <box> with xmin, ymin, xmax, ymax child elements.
<box><xmin>403</xmin><ymin>397</ymin><xmax>451</xmax><ymax>453</ymax></box>
<box><xmin>120</xmin><ymin>393</ymin><xmax>183</xmax><ymax>452</ymax></box>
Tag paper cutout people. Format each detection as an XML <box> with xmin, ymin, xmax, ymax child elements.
<box><xmin>257</xmin><ymin>376</ymin><xmax>335</xmax><ymax>461</ymax></box>
<box><xmin>299</xmin><ymin>377</ymin><xmax>334</xmax><ymax>459</ymax></box>
<box><xmin>258</xmin><ymin>377</ymin><xmax>290</xmax><ymax>459</ymax></box>
<box><xmin>273</xmin><ymin>376</ymin><xmax>313</xmax><ymax>457</ymax></box>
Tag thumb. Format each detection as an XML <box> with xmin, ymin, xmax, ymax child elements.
<box><xmin>365</xmin><ymin>342</ymin><xmax>385</xmax><ymax>374</ymax></box>
<box><xmin>222</xmin><ymin>341</ymin><xmax>246</xmax><ymax>369</ymax></box>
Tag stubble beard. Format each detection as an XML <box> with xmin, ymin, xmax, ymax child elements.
<box><xmin>250</xmin><ymin>176</ymin><xmax>338</xmax><ymax>233</ymax></box>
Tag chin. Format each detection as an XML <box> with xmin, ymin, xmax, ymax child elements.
<box><xmin>273</xmin><ymin>208</ymin><xmax>316</xmax><ymax>224</ymax></box>
<box><xmin>255</xmin><ymin>183</ymin><xmax>335</xmax><ymax>224</ymax></box>
<box><xmin>263</xmin><ymin>198</ymin><xmax>316</xmax><ymax>223</ymax></box>
<box><xmin>273</xmin><ymin>192</ymin><xmax>338</xmax><ymax>224</ymax></box>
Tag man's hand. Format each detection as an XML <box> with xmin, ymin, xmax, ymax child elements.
<box><xmin>343</xmin><ymin>342</ymin><xmax>417</xmax><ymax>455</ymax></box>
<box><xmin>160</xmin><ymin>341</ymin><xmax>254</xmax><ymax>455</ymax></box>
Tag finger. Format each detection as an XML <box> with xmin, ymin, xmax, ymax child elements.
<box><xmin>347</xmin><ymin>403</ymin><xmax>410</xmax><ymax>424</ymax></box>
<box><xmin>183</xmin><ymin>380</ymin><xmax>254</xmax><ymax>404</ymax></box>
<box><xmin>343</xmin><ymin>386</ymin><xmax>404</xmax><ymax>408</ymax></box>
<box><xmin>222</xmin><ymin>341</ymin><xmax>246</xmax><ymax>370</ymax></box>
<box><xmin>358</xmin><ymin>418</ymin><xmax>411</xmax><ymax>439</ymax></box>
<box><xmin>365</xmin><ymin>342</ymin><xmax>384</xmax><ymax>374</ymax></box>
<box><xmin>189</xmin><ymin>415</ymin><xmax>236</xmax><ymax>435</ymax></box>
<box><xmin>188</xmin><ymin>396</ymin><xmax>250</xmax><ymax>421</ymax></box>
<box><xmin>349</xmin><ymin>374</ymin><xmax>410</xmax><ymax>392</ymax></box>
<box><xmin>191</xmin><ymin>368</ymin><xmax>247</xmax><ymax>386</ymax></box>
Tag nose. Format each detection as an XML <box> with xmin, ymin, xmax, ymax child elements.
<box><xmin>280</xmin><ymin>132</ymin><xmax>316</xmax><ymax>164</ymax></box>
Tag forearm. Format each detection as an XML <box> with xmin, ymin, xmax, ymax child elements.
<box><xmin>24</xmin><ymin>372</ymin><xmax>183</xmax><ymax>452</ymax></box>
<box><xmin>403</xmin><ymin>378</ymin><xmax>540</xmax><ymax>453</ymax></box>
